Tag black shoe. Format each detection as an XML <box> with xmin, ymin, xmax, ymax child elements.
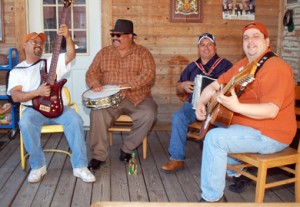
<box><xmin>119</xmin><ymin>149</ymin><xmax>132</xmax><ymax>162</ymax></box>
<box><xmin>199</xmin><ymin>195</ymin><xmax>227</xmax><ymax>202</ymax></box>
<box><xmin>228</xmin><ymin>175</ymin><xmax>250</xmax><ymax>193</ymax></box>
<box><xmin>88</xmin><ymin>158</ymin><xmax>103</xmax><ymax>171</ymax></box>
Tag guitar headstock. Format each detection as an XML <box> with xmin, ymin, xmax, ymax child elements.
<box><xmin>234</xmin><ymin>61</ymin><xmax>258</xmax><ymax>84</ymax></box>
<box><xmin>63</xmin><ymin>0</ymin><xmax>72</xmax><ymax>8</ymax></box>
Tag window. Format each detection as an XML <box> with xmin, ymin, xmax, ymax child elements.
<box><xmin>43</xmin><ymin>0</ymin><xmax>87</xmax><ymax>54</ymax></box>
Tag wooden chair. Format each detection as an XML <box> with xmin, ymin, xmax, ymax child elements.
<box><xmin>108</xmin><ymin>115</ymin><xmax>147</xmax><ymax>159</ymax></box>
<box><xmin>20</xmin><ymin>87</ymin><xmax>78</xmax><ymax>170</ymax></box>
<box><xmin>187</xmin><ymin>121</ymin><xmax>203</xmax><ymax>140</ymax></box>
<box><xmin>227</xmin><ymin>85</ymin><xmax>300</xmax><ymax>202</ymax></box>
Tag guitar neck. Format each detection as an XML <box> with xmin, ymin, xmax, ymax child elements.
<box><xmin>206</xmin><ymin>61</ymin><xmax>257</xmax><ymax>114</ymax></box>
<box><xmin>47</xmin><ymin>5</ymin><xmax>69</xmax><ymax>85</ymax></box>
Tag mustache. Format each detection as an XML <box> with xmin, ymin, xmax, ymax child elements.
<box><xmin>113</xmin><ymin>39</ymin><xmax>121</xmax><ymax>43</ymax></box>
<box><xmin>34</xmin><ymin>46</ymin><xmax>42</xmax><ymax>50</ymax></box>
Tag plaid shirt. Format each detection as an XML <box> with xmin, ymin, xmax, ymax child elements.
<box><xmin>86</xmin><ymin>42</ymin><xmax>156</xmax><ymax>105</ymax></box>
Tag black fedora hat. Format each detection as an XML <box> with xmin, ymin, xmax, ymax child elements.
<box><xmin>110</xmin><ymin>19</ymin><xmax>137</xmax><ymax>36</ymax></box>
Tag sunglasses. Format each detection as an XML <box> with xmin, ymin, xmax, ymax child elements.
<box><xmin>110</xmin><ymin>33</ymin><xmax>129</xmax><ymax>38</ymax></box>
<box><xmin>197</xmin><ymin>33</ymin><xmax>215</xmax><ymax>45</ymax></box>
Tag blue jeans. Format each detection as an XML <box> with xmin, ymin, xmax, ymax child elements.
<box><xmin>201</xmin><ymin>124</ymin><xmax>288</xmax><ymax>201</ymax></box>
<box><xmin>19</xmin><ymin>107</ymin><xmax>88</xmax><ymax>170</ymax></box>
<box><xmin>168</xmin><ymin>102</ymin><xmax>196</xmax><ymax>161</ymax></box>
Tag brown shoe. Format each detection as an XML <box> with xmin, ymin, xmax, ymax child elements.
<box><xmin>161</xmin><ymin>160</ymin><xmax>184</xmax><ymax>173</ymax></box>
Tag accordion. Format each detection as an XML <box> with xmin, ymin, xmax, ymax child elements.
<box><xmin>191</xmin><ymin>75</ymin><xmax>216</xmax><ymax>109</ymax></box>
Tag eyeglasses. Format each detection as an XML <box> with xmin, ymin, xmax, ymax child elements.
<box><xmin>110</xmin><ymin>33</ymin><xmax>129</xmax><ymax>38</ymax></box>
<box><xmin>29</xmin><ymin>40</ymin><xmax>44</xmax><ymax>46</ymax></box>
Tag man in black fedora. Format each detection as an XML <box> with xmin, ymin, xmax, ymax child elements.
<box><xmin>86</xmin><ymin>19</ymin><xmax>157</xmax><ymax>171</ymax></box>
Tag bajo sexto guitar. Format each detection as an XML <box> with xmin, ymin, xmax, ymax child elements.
<box><xmin>199</xmin><ymin>61</ymin><xmax>258</xmax><ymax>140</ymax></box>
<box><xmin>32</xmin><ymin>0</ymin><xmax>72</xmax><ymax>118</ymax></box>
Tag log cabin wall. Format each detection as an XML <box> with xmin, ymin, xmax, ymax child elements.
<box><xmin>0</xmin><ymin>0</ymin><xmax>26</xmax><ymax>59</ymax></box>
<box><xmin>282</xmin><ymin>0</ymin><xmax>300</xmax><ymax>83</ymax></box>
<box><xmin>0</xmin><ymin>0</ymin><xmax>299</xmax><ymax>126</ymax></box>
<box><xmin>0</xmin><ymin>0</ymin><xmax>26</xmax><ymax>86</ymax></box>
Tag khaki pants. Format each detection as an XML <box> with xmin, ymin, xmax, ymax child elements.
<box><xmin>89</xmin><ymin>97</ymin><xmax>157</xmax><ymax>161</ymax></box>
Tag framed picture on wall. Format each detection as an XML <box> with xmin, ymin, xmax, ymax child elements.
<box><xmin>170</xmin><ymin>0</ymin><xmax>202</xmax><ymax>23</ymax></box>
<box><xmin>222</xmin><ymin>0</ymin><xmax>255</xmax><ymax>20</ymax></box>
<box><xmin>0</xmin><ymin>0</ymin><xmax>3</xmax><ymax>42</ymax></box>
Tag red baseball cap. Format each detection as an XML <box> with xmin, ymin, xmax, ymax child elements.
<box><xmin>242</xmin><ymin>22</ymin><xmax>269</xmax><ymax>37</ymax></box>
<box><xmin>23</xmin><ymin>32</ymin><xmax>46</xmax><ymax>44</ymax></box>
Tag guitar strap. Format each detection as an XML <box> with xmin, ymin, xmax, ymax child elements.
<box><xmin>236</xmin><ymin>51</ymin><xmax>277</xmax><ymax>97</ymax></box>
<box><xmin>10</xmin><ymin>59</ymin><xmax>47</xmax><ymax>108</ymax></box>
<box><xmin>254</xmin><ymin>51</ymin><xmax>277</xmax><ymax>76</ymax></box>
<box><xmin>195</xmin><ymin>57</ymin><xmax>223</xmax><ymax>75</ymax></box>
<box><xmin>14</xmin><ymin>59</ymin><xmax>46</xmax><ymax>69</ymax></box>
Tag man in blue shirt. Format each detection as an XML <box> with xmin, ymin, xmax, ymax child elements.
<box><xmin>161</xmin><ymin>33</ymin><xmax>233</xmax><ymax>172</ymax></box>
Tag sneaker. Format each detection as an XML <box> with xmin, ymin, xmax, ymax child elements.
<box><xmin>28</xmin><ymin>165</ymin><xmax>47</xmax><ymax>183</ymax></box>
<box><xmin>73</xmin><ymin>167</ymin><xmax>96</xmax><ymax>183</ymax></box>
<box><xmin>199</xmin><ymin>195</ymin><xmax>227</xmax><ymax>202</ymax></box>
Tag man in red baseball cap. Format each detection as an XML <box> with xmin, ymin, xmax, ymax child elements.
<box><xmin>7</xmin><ymin>24</ymin><xmax>96</xmax><ymax>183</ymax></box>
<box><xmin>22</xmin><ymin>32</ymin><xmax>47</xmax><ymax>44</ymax></box>
<box><xmin>242</xmin><ymin>21</ymin><xmax>269</xmax><ymax>37</ymax></box>
<box><xmin>196</xmin><ymin>21</ymin><xmax>296</xmax><ymax>202</ymax></box>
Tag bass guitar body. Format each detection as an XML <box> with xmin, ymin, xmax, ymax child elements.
<box><xmin>32</xmin><ymin>77</ymin><xmax>67</xmax><ymax>118</ymax></box>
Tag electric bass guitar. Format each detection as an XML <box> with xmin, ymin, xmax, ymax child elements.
<box><xmin>199</xmin><ymin>61</ymin><xmax>258</xmax><ymax>140</ymax></box>
<box><xmin>32</xmin><ymin>0</ymin><xmax>72</xmax><ymax>118</ymax></box>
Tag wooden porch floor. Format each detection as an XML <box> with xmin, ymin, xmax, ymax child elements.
<box><xmin>0</xmin><ymin>129</ymin><xmax>297</xmax><ymax>207</ymax></box>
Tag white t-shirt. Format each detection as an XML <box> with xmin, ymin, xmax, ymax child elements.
<box><xmin>7</xmin><ymin>53</ymin><xmax>71</xmax><ymax>106</ymax></box>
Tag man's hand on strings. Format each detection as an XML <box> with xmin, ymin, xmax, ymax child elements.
<box><xmin>37</xmin><ymin>83</ymin><xmax>51</xmax><ymax>97</ymax></box>
<box><xmin>195</xmin><ymin>103</ymin><xmax>207</xmax><ymax>121</ymax></box>
<box><xmin>217</xmin><ymin>88</ymin><xmax>240</xmax><ymax>112</ymax></box>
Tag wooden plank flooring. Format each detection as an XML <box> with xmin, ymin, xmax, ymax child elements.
<box><xmin>0</xmin><ymin>130</ymin><xmax>297</xmax><ymax>207</ymax></box>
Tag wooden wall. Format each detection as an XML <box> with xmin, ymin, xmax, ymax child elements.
<box><xmin>0</xmin><ymin>0</ymin><xmax>26</xmax><ymax>59</ymax></box>
<box><xmin>0</xmin><ymin>0</ymin><xmax>25</xmax><ymax>86</ymax></box>
<box><xmin>282</xmin><ymin>1</ymin><xmax>300</xmax><ymax>84</ymax></box>
<box><xmin>102</xmin><ymin>0</ymin><xmax>285</xmax><ymax>124</ymax></box>
<box><xmin>1</xmin><ymin>0</ymin><xmax>297</xmax><ymax>125</ymax></box>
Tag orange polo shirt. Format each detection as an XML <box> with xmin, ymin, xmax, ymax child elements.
<box><xmin>218</xmin><ymin>50</ymin><xmax>296</xmax><ymax>144</ymax></box>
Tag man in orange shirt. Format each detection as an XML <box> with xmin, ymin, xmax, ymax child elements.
<box><xmin>196</xmin><ymin>22</ymin><xmax>296</xmax><ymax>202</ymax></box>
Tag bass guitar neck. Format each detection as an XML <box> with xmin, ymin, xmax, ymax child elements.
<box><xmin>32</xmin><ymin>0</ymin><xmax>72</xmax><ymax>118</ymax></box>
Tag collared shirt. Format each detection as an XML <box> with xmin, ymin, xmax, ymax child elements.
<box><xmin>86</xmin><ymin>42</ymin><xmax>156</xmax><ymax>105</ymax></box>
<box><xmin>217</xmin><ymin>49</ymin><xmax>296</xmax><ymax>144</ymax></box>
<box><xmin>178</xmin><ymin>54</ymin><xmax>233</xmax><ymax>103</ymax></box>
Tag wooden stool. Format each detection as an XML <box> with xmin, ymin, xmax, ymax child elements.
<box><xmin>108</xmin><ymin>115</ymin><xmax>147</xmax><ymax>159</ymax></box>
